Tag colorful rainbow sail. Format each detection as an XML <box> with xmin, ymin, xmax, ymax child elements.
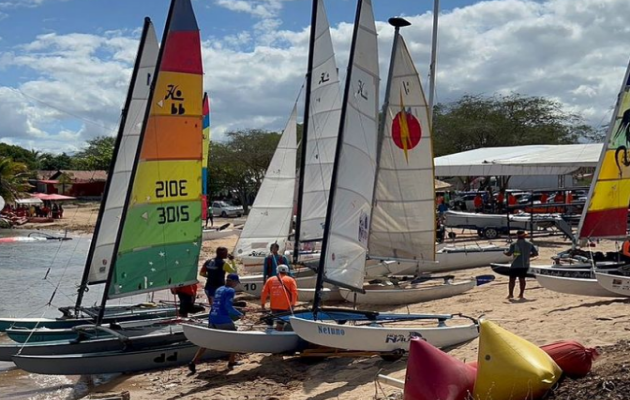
<box><xmin>578</xmin><ymin>62</ymin><xmax>630</xmax><ymax>240</ymax></box>
<box><xmin>107</xmin><ymin>0</ymin><xmax>203</xmax><ymax>299</ymax></box>
<box><xmin>202</xmin><ymin>92</ymin><xmax>210</xmax><ymax>221</ymax></box>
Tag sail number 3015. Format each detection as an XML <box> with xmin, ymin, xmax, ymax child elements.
<box><xmin>157</xmin><ymin>205</ymin><xmax>190</xmax><ymax>224</ymax></box>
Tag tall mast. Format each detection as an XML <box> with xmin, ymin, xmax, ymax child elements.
<box><xmin>74</xmin><ymin>17</ymin><xmax>153</xmax><ymax>313</ymax></box>
<box><xmin>96</xmin><ymin>0</ymin><xmax>177</xmax><ymax>325</ymax></box>
<box><xmin>293</xmin><ymin>0</ymin><xmax>319</xmax><ymax>264</ymax></box>
<box><xmin>312</xmin><ymin>0</ymin><xmax>364</xmax><ymax>317</ymax></box>
<box><xmin>428</xmin><ymin>0</ymin><xmax>439</xmax><ymax>125</ymax></box>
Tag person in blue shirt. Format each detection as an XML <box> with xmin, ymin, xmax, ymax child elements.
<box><xmin>188</xmin><ymin>273</ymin><xmax>243</xmax><ymax>374</ymax></box>
<box><xmin>263</xmin><ymin>243</ymin><xmax>292</xmax><ymax>282</ymax></box>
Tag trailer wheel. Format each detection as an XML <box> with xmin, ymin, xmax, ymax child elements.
<box><xmin>483</xmin><ymin>228</ymin><xmax>499</xmax><ymax>239</ymax></box>
<box><xmin>448</xmin><ymin>232</ymin><xmax>457</xmax><ymax>239</ymax></box>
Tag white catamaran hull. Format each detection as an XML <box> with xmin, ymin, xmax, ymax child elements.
<box><xmin>202</xmin><ymin>228</ymin><xmax>241</xmax><ymax>241</ymax></box>
<box><xmin>12</xmin><ymin>342</ymin><xmax>223</xmax><ymax>375</ymax></box>
<box><xmin>183</xmin><ymin>323</ymin><xmax>300</xmax><ymax>354</ymax></box>
<box><xmin>237</xmin><ymin>268</ymin><xmax>319</xmax><ymax>298</ymax></box>
<box><xmin>241</xmin><ymin>251</ymin><xmax>321</xmax><ymax>272</ymax></box>
<box><xmin>339</xmin><ymin>279</ymin><xmax>476</xmax><ymax>306</ymax></box>
<box><xmin>366</xmin><ymin>245</ymin><xmax>510</xmax><ymax>277</ymax></box>
<box><xmin>594</xmin><ymin>271</ymin><xmax>630</xmax><ymax>297</ymax></box>
<box><xmin>297</xmin><ymin>287</ymin><xmax>344</xmax><ymax>303</ymax></box>
<box><xmin>535</xmin><ymin>274</ymin><xmax>624</xmax><ymax>297</ymax></box>
<box><xmin>288</xmin><ymin>317</ymin><xmax>479</xmax><ymax>352</ymax></box>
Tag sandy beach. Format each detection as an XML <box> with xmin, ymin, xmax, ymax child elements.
<box><xmin>7</xmin><ymin>208</ymin><xmax>630</xmax><ymax>399</ymax></box>
<box><xmin>60</xmin><ymin>227</ymin><xmax>625</xmax><ymax>400</ymax></box>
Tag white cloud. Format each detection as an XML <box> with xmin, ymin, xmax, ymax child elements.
<box><xmin>2</xmin><ymin>0</ymin><xmax>630</xmax><ymax>153</ymax></box>
<box><xmin>0</xmin><ymin>0</ymin><xmax>68</xmax><ymax>9</ymax></box>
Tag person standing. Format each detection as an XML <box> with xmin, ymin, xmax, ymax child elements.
<box><xmin>188</xmin><ymin>273</ymin><xmax>243</xmax><ymax>374</ymax></box>
<box><xmin>504</xmin><ymin>230</ymin><xmax>538</xmax><ymax>300</ymax></box>
<box><xmin>263</xmin><ymin>243</ymin><xmax>292</xmax><ymax>282</ymax></box>
<box><xmin>497</xmin><ymin>190</ymin><xmax>505</xmax><ymax>213</ymax></box>
<box><xmin>205</xmin><ymin>203</ymin><xmax>214</xmax><ymax>228</ymax></box>
<box><xmin>261</xmin><ymin>265</ymin><xmax>298</xmax><ymax>314</ymax></box>
<box><xmin>473</xmin><ymin>193</ymin><xmax>483</xmax><ymax>213</ymax></box>
<box><xmin>200</xmin><ymin>246</ymin><xmax>237</xmax><ymax>305</ymax></box>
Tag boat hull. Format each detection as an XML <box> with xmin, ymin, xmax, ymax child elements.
<box><xmin>12</xmin><ymin>342</ymin><xmax>223</xmax><ymax>375</ymax></box>
<box><xmin>595</xmin><ymin>271</ymin><xmax>630</xmax><ymax>297</ymax></box>
<box><xmin>288</xmin><ymin>317</ymin><xmax>479</xmax><ymax>352</ymax></box>
<box><xmin>236</xmin><ymin>268</ymin><xmax>319</xmax><ymax>297</ymax></box>
<box><xmin>241</xmin><ymin>251</ymin><xmax>321</xmax><ymax>273</ymax></box>
<box><xmin>534</xmin><ymin>274</ymin><xmax>625</xmax><ymax>297</ymax></box>
<box><xmin>297</xmin><ymin>287</ymin><xmax>344</xmax><ymax>302</ymax></box>
<box><xmin>202</xmin><ymin>228</ymin><xmax>241</xmax><ymax>241</ymax></box>
<box><xmin>367</xmin><ymin>245</ymin><xmax>510</xmax><ymax>276</ymax></box>
<box><xmin>0</xmin><ymin>305</ymin><xmax>177</xmax><ymax>332</ymax></box>
<box><xmin>183</xmin><ymin>323</ymin><xmax>301</xmax><ymax>354</ymax></box>
<box><xmin>339</xmin><ymin>280</ymin><xmax>476</xmax><ymax>306</ymax></box>
<box><xmin>0</xmin><ymin>330</ymin><xmax>188</xmax><ymax>362</ymax></box>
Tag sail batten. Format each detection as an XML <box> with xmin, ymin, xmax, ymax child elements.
<box><xmin>234</xmin><ymin>106</ymin><xmax>298</xmax><ymax>257</ymax></box>
<box><xmin>577</xmin><ymin>59</ymin><xmax>630</xmax><ymax>240</ymax></box>
<box><xmin>296</xmin><ymin>0</ymin><xmax>342</xmax><ymax>244</ymax></box>
<box><xmin>107</xmin><ymin>0</ymin><xmax>204</xmax><ymax>300</ymax></box>
<box><xmin>369</xmin><ymin>35</ymin><xmax>436</xmax><ymax>261</ymax></box>
<box><xmin>319</xmin><ymin>0</ymin><xmax>379</xmax><ymax>293</ymax></box>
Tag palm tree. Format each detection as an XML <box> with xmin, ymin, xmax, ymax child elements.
<box><xmin>0</xmin><ymin>157</ymin><xmax>31</xmax><ymax>202</ymax></box>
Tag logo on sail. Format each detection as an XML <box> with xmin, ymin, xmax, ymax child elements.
<box><xmin>358</xmin><ymin>210</ymin><xmax>369</xmax><ymax>245</ymax></box>
<box><xmin>391</xmin><ymin>90</ymin><xmax>421</xmax><ymax>164</ymax></box>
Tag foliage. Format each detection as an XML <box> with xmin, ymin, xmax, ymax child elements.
<box><xmin>0</xmin><ymin>143</ymin><xmax>39</xmax><ymax>170</ymax></box>
<box><xmin>0</xmin><ymin>157</ymin><xmax>32</xmax><ymax>202</ymax></box>
<box><xmin>208</xmin><ymin>129</ymin><xmax>282</xmax><ymax>214</ymax></box>
<box><xmin>432</xmin><ymin>93</ymin><xmax>584</xmax><ymax>156</ymax></box>
<box><xmin>72</xmin><ymin>136</ymin><xmax>115</xmax><ymax>170</ymax></box>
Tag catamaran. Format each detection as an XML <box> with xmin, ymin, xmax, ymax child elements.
<box><xmin>530</xmin><ymin>56</ymin><xmax>630</xmax><ymax>297</ymax></box>
<box><xmin>12</xmin><ymin>0</ymin><xmax>224</xmax><ymax>374</ymax></box>
<box><xmin>0</xmin><ymin>18</ymin><xmax>181</xmax><ymax>334</ymax></box>
<box><xmin>289</xmin><ymin>4</ymin><xmax>479</xmax><ymax>351</ymax></box>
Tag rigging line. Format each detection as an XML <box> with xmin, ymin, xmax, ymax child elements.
<box><xmin>11</xmin><ymin>87</ymin><xmax>121</xmax><ymax>133</ymax></box>
<box><xmin>16</xmin><ymin>307</ymin><xmax>53</xmax><ymax>353</ymax></box>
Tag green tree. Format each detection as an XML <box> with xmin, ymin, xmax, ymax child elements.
<box><xmin>433</xmin><ymin>93</ymin><xmax>583</xmax><ymax>156</ymax></box>
<box><xmin>73</xmin><ymin>136</ymin><xmax>115</xmax><ymax>170</ymax></box>
<box><xmin>0</xmin><ymin>143</ymin><xmax>38</xmax><ymax>169</ymax></box>
<box><xmin>208</xmin><ymin>129</ymin><xmax>282</xmax><ymax>214</ymax></box>
<box><xmin>0</xmin><ymin>157</ymin><xmax>31</xmax><ymax>202</ymax></box>
<box><xmin>40</xmin><ymin>152</ymin><xmax>74</xmax><ymax>170</ymax></box>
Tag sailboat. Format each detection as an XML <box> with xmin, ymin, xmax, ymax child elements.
<box><xmin>532</xmin><ymin>57</ymin><xmax>630</xmax><ymax>297</ymax></box>
<box><xmin>0</xmin><ymin>18</ymin><xmax>181</xmax><ymax>334</ymax></box>
<box><xmin>11</xmin><ymin>0</ymin><xmax>225</xmax><ymax>374</ymax></box>
<box><xmin>234</xmin><ymin>104</ymin><xmax>298</xmax><ymax>264</ymax></box>
<box><xmin>289</xmin><ymin>4</ymin><xmax>479</xmax><ymax>352</ymax></box>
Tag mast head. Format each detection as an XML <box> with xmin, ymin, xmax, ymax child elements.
<box><xmin>388</xmin><ymin>17</ymin><xmax>411</xmax><ymax>28</ymax></box>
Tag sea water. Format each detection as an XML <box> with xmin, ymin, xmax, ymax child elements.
<box><xmin>0</xmin><ymin>229</ymin><xmax>134</xmax><ymax>399</ymax></box>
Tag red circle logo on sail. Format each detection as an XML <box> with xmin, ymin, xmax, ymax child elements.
<box><xmin>392</xmin><ymin>111</ymin><xmax>421</xmax><ymax>151</ymax></box>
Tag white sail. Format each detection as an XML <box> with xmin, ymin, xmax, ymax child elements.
<box><xmin>368</xmin><ymin>36</ymin><xmax>436</xmax><ymax>261</ymax></box>
<box><xmin>235</xmin><ymin>106</ymin><xmax>298</xmax><ymax>256</ymax></box>
<box><xmin>299</xmin><ymin>0</ymin><xmax>342</xmax><ymax>243</ymax></box>
<box><xmin>323</xmin><ymin>0</ymin><xmax>379</xmax><ymax>291</ymax></box>
<box><xmin>87</xmin><ymin>24</ymin><xmax>159</xmax><ymax>284</ymax></box>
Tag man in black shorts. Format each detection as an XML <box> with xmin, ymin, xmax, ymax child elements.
<box><xmin>504</xmin><ymin>230</ymin><xmax>538</xmax><ymax>299</ymax></box>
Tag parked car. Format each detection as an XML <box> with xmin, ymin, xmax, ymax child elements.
<box><xmin>211</xmin><ymin>201</ymin><xmax>243</xmax><ymax>218</ymax></box>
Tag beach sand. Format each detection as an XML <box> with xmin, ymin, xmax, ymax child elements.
<box><xmin>80</xmin><ymin>231</ymin><xmax>630</xmax><ymax>400</ymax></box>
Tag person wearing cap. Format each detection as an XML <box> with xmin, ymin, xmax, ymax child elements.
<box><xmin>188</xmin><ymin>273</ymin><xmax>243</xmax><ymax>374</ymax></box>
<box><xmin>504</xmin><ymin>230</ymin><xmax>538</xmax><ymax>300</ymax></box>
<box><xmin>261</xmin><ymin>264</ymin><xmax>298</xmax><ymax>314</ymax></box>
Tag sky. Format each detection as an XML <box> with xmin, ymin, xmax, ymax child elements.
<box><xmin>0</xmin><ymin>0</ymin><xmax>628</xmax><ymax>153</ymax></box>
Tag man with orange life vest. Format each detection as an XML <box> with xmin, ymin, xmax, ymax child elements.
<box><xmin>261</xmin><ymin>265</ymin><xmax>298</xmax><ymax>314</ymax></box>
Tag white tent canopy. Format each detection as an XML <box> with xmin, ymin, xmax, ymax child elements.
<box><xmin>434</xmin><ymin>144</ymin><xmax>602</xmax><ymax>176</ymax></box>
